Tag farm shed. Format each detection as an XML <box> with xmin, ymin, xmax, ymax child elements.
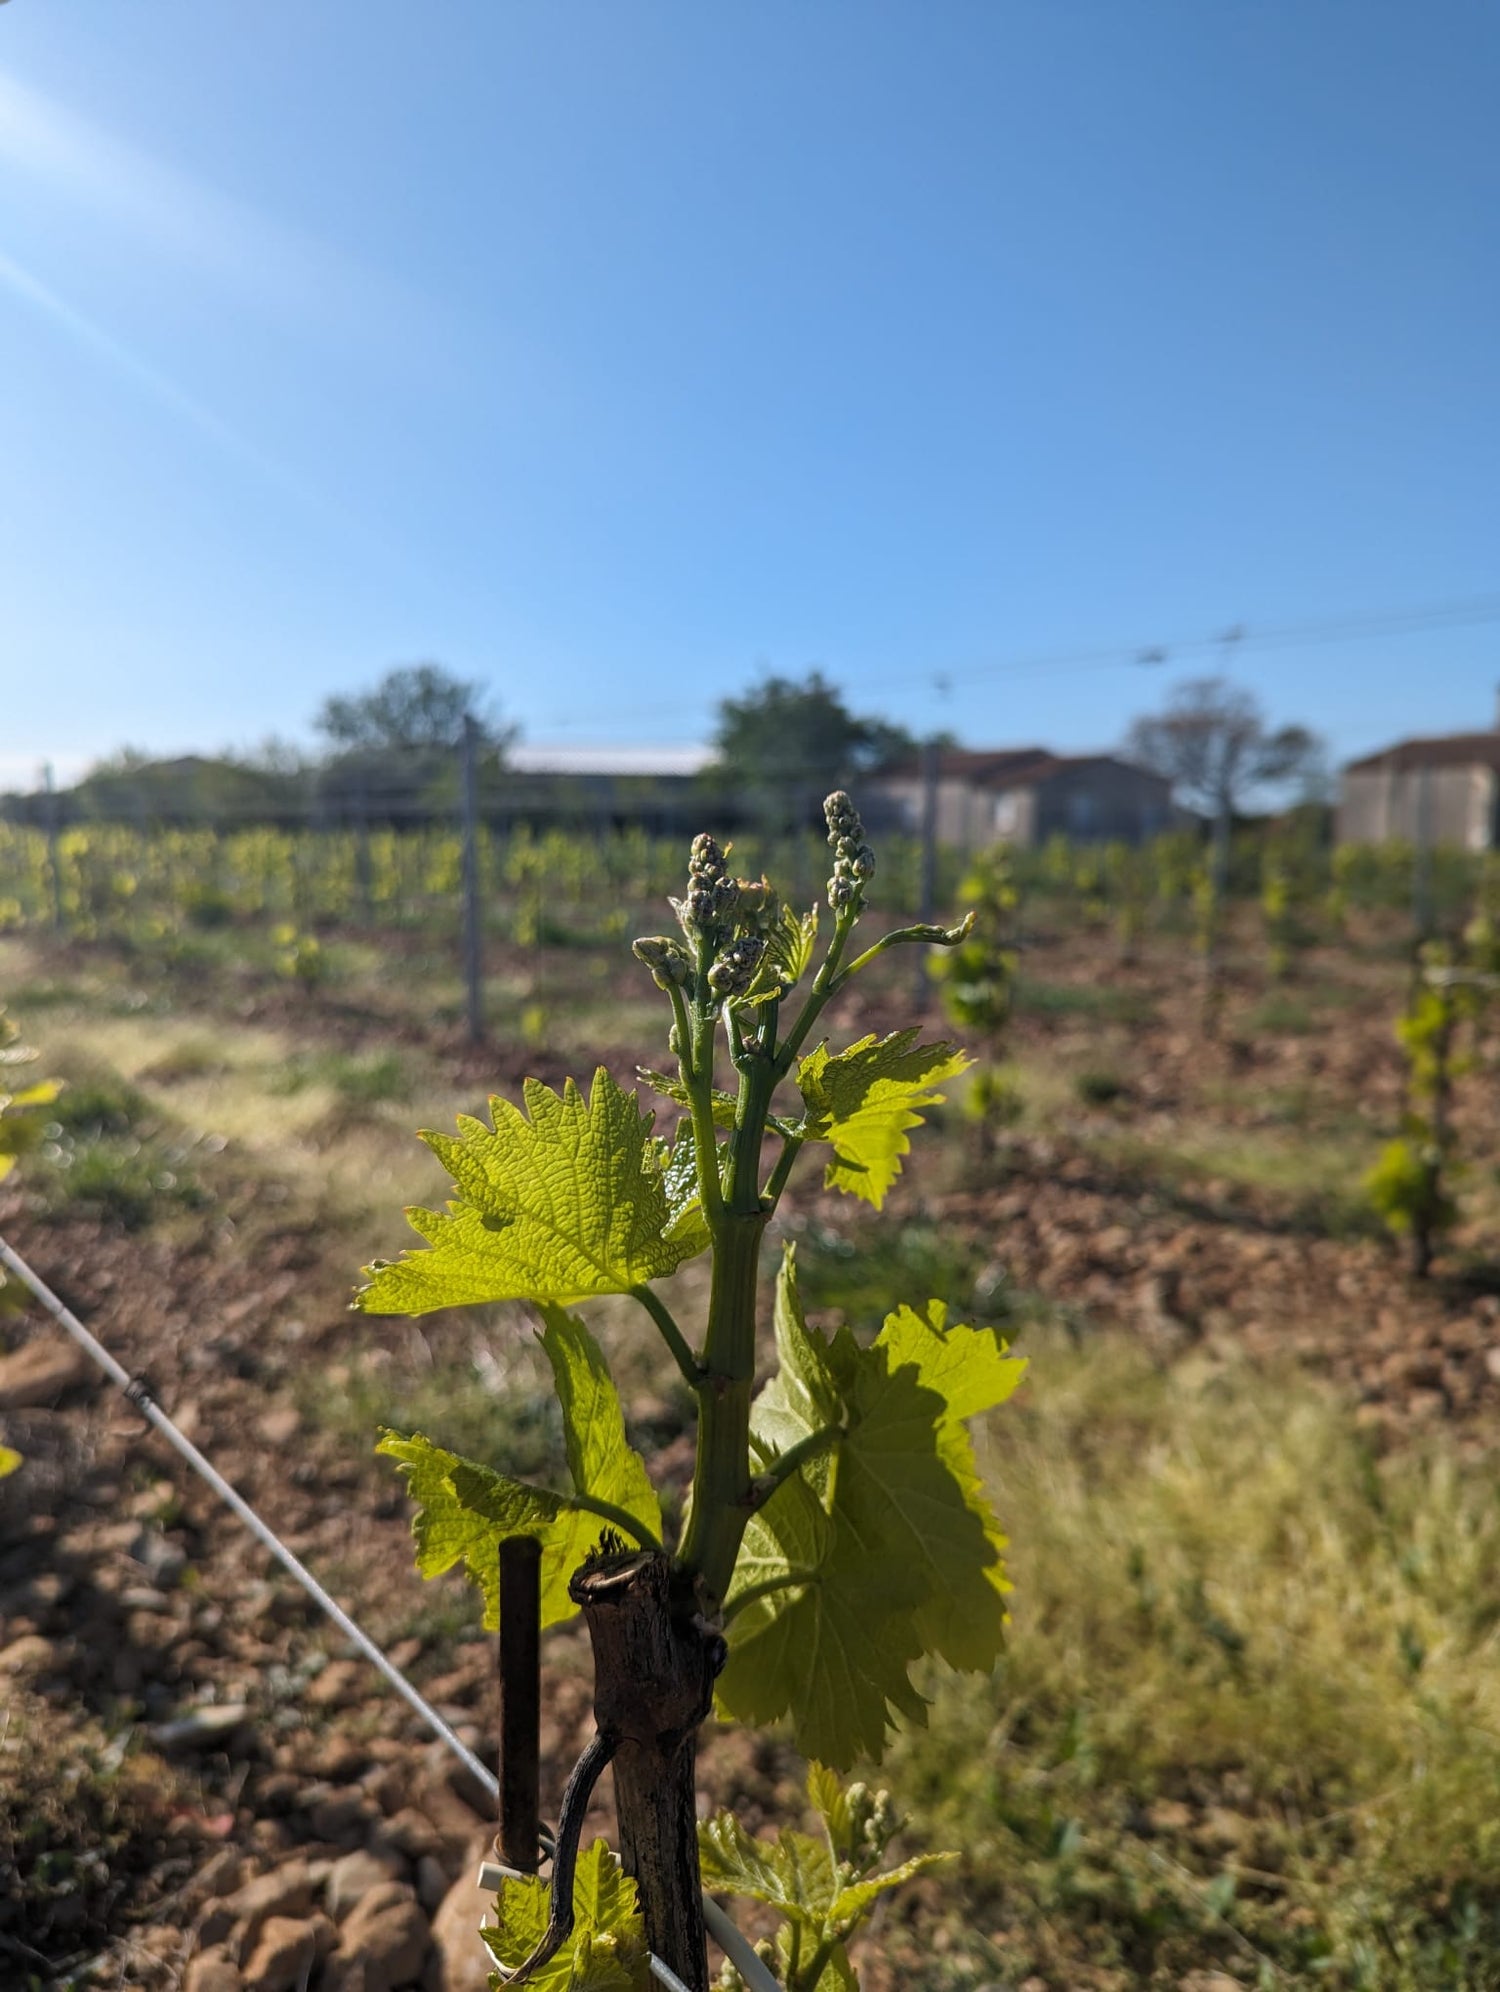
<box><xmin>873</xmin><ymin>749</ymin><xmax>1173</xmax><ymax>852</ymax></box>
<box><xmin>1338</xmin><ymin>732</ymin><xmax>1500</xmax><ymax>850</ymax></box>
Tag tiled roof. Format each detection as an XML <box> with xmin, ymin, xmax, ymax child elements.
<box><xmin>1344</xmin><ymin>733</ymin><xmax>1500</xmax><ymax>774</ymax></box>
<box><xmin>879</xmin><ymin>749</ymin><xmax>1163</xmax><ymax>791</ymax></box>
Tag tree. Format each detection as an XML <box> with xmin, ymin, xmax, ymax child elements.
<box><xmin>712</xmin><ymin>671</ymin><xmax>913</xmax><ymax>817</ymax></box>
<box><xmin>315</xmin><ymin>662</ymin><xmax>515</xmax><ymax>758</ymax></box>
<box><xmin>1122</xmin><ymin>677</ymin><xmax>1324</xmax><ymax>824</ymax></box>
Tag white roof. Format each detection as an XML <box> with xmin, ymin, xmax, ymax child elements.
<box><xmin>509</xmin><ymin>742</ymin><xmax>712</xmax><ymax>776</ymax></box>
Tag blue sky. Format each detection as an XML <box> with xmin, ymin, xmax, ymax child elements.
<box><xmin>2</xmin><ymin>2</ymin><xmax>1497</xmax><ymax>788</ymax></box>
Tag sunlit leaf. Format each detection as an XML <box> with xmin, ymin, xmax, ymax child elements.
<box><xmin>797</xmin><ymin>1030</ymin><xmax>970</xmax><ymax>1208</ymax></box>
<box><xmin>357</xmin><ymin>1069</ymin><xmax>706</xmax><ymax>1313</ymax></box>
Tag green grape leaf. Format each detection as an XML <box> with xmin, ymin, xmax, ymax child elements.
<box><xmin>875</xmin><ymin>1298</ymin><xmax>1027</xmax><ymax>1425</ymax></box>
<box><xmin>806</xmin><ymin>1763</ymin><xmax>853</xmax><ymax>1854</ymax></box>
<box><xmin>700</xmin><ymin>1809</ymin><xmax>952</xmax><ymax>1959</ymax></box>
<box><xmin>357</xmin><ymin>1069</ymin><xmax>705</xmax><ymax>1314</ymax></box>
<box><xmin>827</xmin><ymin>1851</ymin><xmax>954</xmax><ymax>1925</ymax></box>
<box><xmin>0</xmin><ymin>1074</ymin><xmax>63</xmax><ymax>1179</ymax></box>
<box><xmin>377</xmin><ymin>1314</ymin><xmax>661</xmax><ymax>1629</ymax></box>
<box><xmin>771</xmin><ymin>903</ymin><xmax>821</xmax><ymax>988</ymax></box>
<box><xmin>722</xmin><ymin>1466</ymin><xmax>832</xmax><ymax>1626</ymax></box>
<box><xmin>376</xmin><ymin>1430</ymin><xmax>580</xmax><ymax>1627</ymax></box>
<box><xmin>698</xmin><ymin>1813</ymin><xmax>838</xmax><ymax>1927</ymax></box>
<box><xmin>718</xmin><ymin>1388</ymin><xmax>930</xmax><ymax>1763</ymax></box>
<box><xmin>874</xmin><ymin>1298</ymin><xmax>1024</xmax><ymax>1664</ymax></box>
<box><xmin>539</xmin><ymin>1308</ymin><xmax>662</xmax><ymax>1547</ymax></box>
<box><xmin>747</xmin><ymin>1241</ymin><xmax>842</xmax><ymax>1464</ymax></box>
<box><xmin>639</xmin><ymin>1068</ymin><xmax>738</xmax><ymax>1131</ymax></box>
<box><xmin>797</xmin><ymin>1031</ymin><xmax>971</xmax><ymax>1208</ymax></box>
<box><xmin>657</xmin><ymin>1121</ymin><xmax>713</xmax><ymax>1255</ymax></box>
<box><xmin>481</xmin><ymin>1839</ymin><xmax>649</xmax><ymax>1991</ymax></box>
<box><xmin>740</xmin><ymin>902</ymin><xmax>821</xmax><ymax>1005</ymax></box>
<box><xmin>796</xmin><ymin>1940</ymin><xmax>857</xmax><ymax>1992</ymax></box>
<box><xmin>717</xmin><ymin>1250</ymin><xmax>1016</xmax><ymax>1764</ymax></box>
<box><xmin>824</xmin><ymin>1332</ymin><xmax>1001</xmax><ymax>1684</ymax></box>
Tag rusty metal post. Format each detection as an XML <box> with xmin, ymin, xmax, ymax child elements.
<box><xmin>498</xmin><ymin>1536</ymin><xmax>542</xmax><ymax>1872</ymax></box>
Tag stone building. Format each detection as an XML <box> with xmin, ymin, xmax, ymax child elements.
<box><xmin>1338</xmin><ymin>732</ymin><xmax>1500</xmax><ymax>850</ymax></box>
<box><xmin>873</xmin><ymin>748</ymin><xmax>1173</xmax><ymax>852</ymax></box>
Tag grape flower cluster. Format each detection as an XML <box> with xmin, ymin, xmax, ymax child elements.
<box><xmin>824</xmin><ymin>790</ymin><xmax>876</xmax><ymax>913</ymax></box>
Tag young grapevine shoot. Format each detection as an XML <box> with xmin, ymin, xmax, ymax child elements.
<box><xmin>357</xmin><ymin>794</ymin><xmax>1024</xmax><ymax>1988</ymax></box>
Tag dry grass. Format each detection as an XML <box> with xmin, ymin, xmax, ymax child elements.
<box><xmin>892</xmin><ymin>1324</ymin><xmax>1500</xmax><ymax>1987</ymax></box>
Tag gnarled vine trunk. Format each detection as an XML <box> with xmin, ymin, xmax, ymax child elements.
<box><xmin>572</xmin><ymin>1549</ymin><xmax>718</xmax><ymax>1992</ymax></box>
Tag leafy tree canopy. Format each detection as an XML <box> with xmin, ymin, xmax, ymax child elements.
<box><xmin>315</xmin><ymin>662</ymin><xmax>516</xmax><ymax>759</ymax></box>
<box><xmin>711</xmin><ymin>672</ymin><xmax>913</xmax><ymax>808</ymax></box>
<box><xmin>1123</xmin><ymin>675</ymin><xmax>1325</xmax><ymax>820</ymax></box>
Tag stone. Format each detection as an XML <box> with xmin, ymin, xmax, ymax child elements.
<box><xmin>150</xmin><ymin>1704</ymin><xmax>252</xmax><ymax>1750</ymax></box>
<box><xmin>194</xmin><ymin>1901</ymin><xmax>237</xmax><ymax>1949</ymax></box>
<box><xmin>192</xmin><ymin>1849</ymin><xmax>246</xmax><ymax>1902</ymax></box>
<box><xmin>257</xmin><ymin>1404</ymin><xmax>302</xmax><ymax>1447</ymax></box>
<box><xmin>335</xmin><ymin>1879</ymin><xmax>430</xmax><ymax>1992</ymax></box>
<box><xmin>428</xmin><ymin>1863</ymin><xmax>496</xmax><ymax>1992</ymax></box>
<box><xmin>307</xmin><ymin>1658</ymin><xmax>364</xmax><ymax>1709</ymax></box>
<box><xmin>225</xmin><ymin>1860</ymin><xmax>316</xmax><ymax>1946</ymax></box>
<box><xmin>375</xmin><ymin>1807</ymin><xmax>442</xmax><ymax>1860</ymax></box>
<box><xmin>184</xmin><ymin>1951</ymin><xmax>244</xmax><ymax>1992</ymax></box>
<box><xmin>415</xmin><ymin>1855</ymin><xmax>450</xmax><ymax>1914</ymax></box>
<box><xmin>0</xmin><ymin>1336</ymin><xmax>90</xmax><ymax>1408</ymax></box>
<box><xmin>327</xmin><ymin>1848</ymin><xmax>406</xmax><ymax>1923</ymax></box>
<box><xmin>410</xmin><ymin>1770</ymin><xmax>486</xmax><ymax>1852</ymax></box>
<box><xmin>131</xmin><ymin>1527</ymin><xmax>187</xmax><ymax>1586</ymax></box>
<box><xmin>0</xmin><ymin>1633</ymin><xmax>60</xmax><ymax>1677</ymax></box>
<box><xmin>318</xmin><ymin>1956</ymin><xmax>369</xmax><ymax>1992</ymax></box>
<box><xmin>309</xmin><ymin>1785</ymin><xmax>377</xmax><ymax>1844</ymax></box>
<box><xmin>241</xmin><ymin>1915</ymin><xmax>318</xmax><ymax>1992</ymax></box>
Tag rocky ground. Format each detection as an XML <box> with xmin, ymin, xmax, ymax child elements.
<box><xmin>4</xmin><ymin>915</ymin><xmax>1499</xmax><ymax>1988</ymax></box>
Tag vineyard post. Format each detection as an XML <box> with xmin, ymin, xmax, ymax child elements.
<box><xmin>790</xmin><ymin>779</ymin><xmax>812</xmax><ymax>903</ymax></box>
<box><xmin>460</xmin><ymin>713</ymin><xmax>484</xmax><ymax>1043</ymax></box>
<box><xmin>1412</xmin><ymin>763</ymin><xmax>1434</xmax><ymax>942</ymax></box>
<box><xmin>917</xmin><ymin>733</ymin><xmax>939</xmax><ymax>995</ymax></box>
<box><xmin>353</xmin><ymin>771</ymin><xmax>374</xmax><ymax>926</ymax></box>
<box><xmin>1211</xmin><ymin>794</ymin><xmax>1231</xmax><ymax>902</ymax></box>
<box><xmin>43</xmin><ymin>763</ymin><xmax>63</xmax><ymax>932</ymax></box>
<box><xmin>498</xmin><ymin>1536</ymin><xmax>542</xmax><ymax>1874</ymax></box>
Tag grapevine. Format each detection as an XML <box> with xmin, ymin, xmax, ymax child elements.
<box><xmin>357</xmin><ymin>793</ymin><xmax>1024</xmax><ymax>1989</ymax></box>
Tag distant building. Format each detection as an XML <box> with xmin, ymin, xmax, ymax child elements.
<box><xmin>1339</xmin><ymin>721</ymin><xmax>1500</xmax><ymax>850</ymax></box>
<box><xmin>873</xmin><ymin>749</ymin><xmax>1173</xmax><ymax>851</ymax></box>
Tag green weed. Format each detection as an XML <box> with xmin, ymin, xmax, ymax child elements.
<box><xmin>1074</xmin><ymin>1067</ymin><xmax>1128</xmax><ymax>1108</ymax></box>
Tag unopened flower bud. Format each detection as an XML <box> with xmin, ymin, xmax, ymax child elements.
<box><xmin>707</xmin><ymin>934</ymin><xmax>765</xmax><ymax>998</ymax></box>
<box><xmin>824</xmin><ymin>790</ymin><xmax>863</xmax><ymax>845</ymax></box>
<box><xmin>680</xmin><ymin>833</ymin><xmax>737</xmax><ymax>932</ymax></box>
<box><xmin>632</xmin><ymin>935</ymin><xmax>692</xmax><ymax>989</ymax></box>
<box><xmin>824</xmin><ymin>794</ymin><xmax>875</xmax><ymax>911</ymax></box>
